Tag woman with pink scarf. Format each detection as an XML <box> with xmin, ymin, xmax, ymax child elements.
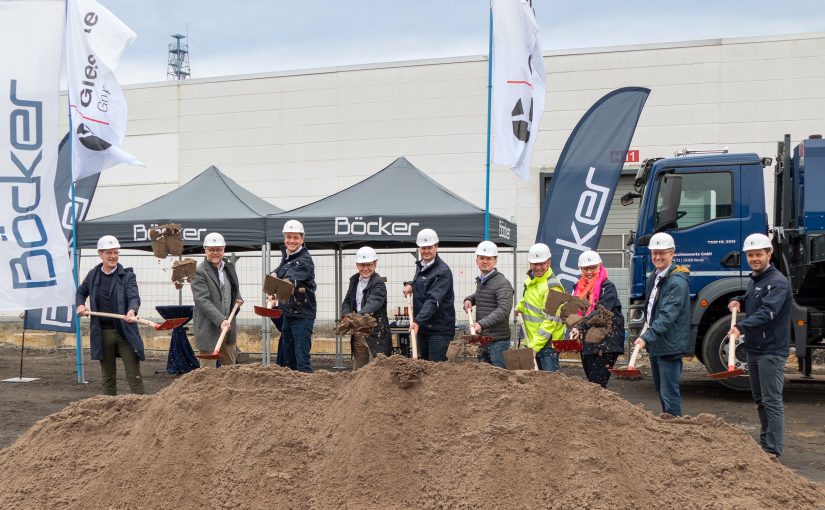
<box><xmin>569</xmin><ymin>251</ymin><xmax>625</xmax><ymax>387</ymax></box>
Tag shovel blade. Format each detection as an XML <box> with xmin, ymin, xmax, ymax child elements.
<box><xmin>254</xmin><ymin>306</ymin><xmax>283</xmax><ymax>318</ymax></box>
<box><xmin>195</xmin><ymin>351</ymin><xmax>221</xmax><ymax>360</ymax></box>
<box><xmin>462</xmin><ymin>334</ymin><xmax>494</xmax><ymax>346</ymax></box>
<box><xmin>553</xmin><ymin>340</ymin><xmax>582</xmax><ymax>352</ymax></box>
<box><xmin>154</xmin><ymin>317</ymin><xmax>189</xmax><ymax>331</ymax></box>
<box><xmin>707</xmin><ymin>367</ymin><xmax>746</xmax><ymax>379</ymax></box>
<box><xmin>609</xmin><ymin>367</ymin><xmax>641</xmax><ymax>378</ymax></box>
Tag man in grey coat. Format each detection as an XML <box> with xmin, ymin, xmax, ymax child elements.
<box><xmin>191</xmin><ymin>232</ymin><xmax>244</xmax><ymax>367</ymax></box>
<box><xmin>463</xmin><ymin>241</ymin><xmax>514</xmax><ymax>368</ymax></box>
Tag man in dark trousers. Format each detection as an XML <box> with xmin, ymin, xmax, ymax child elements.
<box><xmin>341</xmin><ymin>246</ymin><xmax>391</xmax><ymax>369</ymax></box>
<box><xmin>463</xmin><ymin>240</ymin><xmax>513</xmax><ymax>368</ymax></box>
<box><xmin>634</xmin><ymin>232</ymin><xmax>691</xmax><ymax>416</ymax></box>
<box><xmin>274</xmin><ymin>220</ymin><xmax>317</xmax><ymax>372</ymax></box>
<box><xmin>76</xmin><ymin>235</ymin><xmax>146</xmax><ymax>395</ymax></box>
<box><xmin>403</xmin><ymin>228</ymin><xmax>455</xmax><ymax>361</ymax></box>
<box><xmin>728</xmin><ymin>233</ymin><xmax>791</xmax><ymax>458</ymax></box>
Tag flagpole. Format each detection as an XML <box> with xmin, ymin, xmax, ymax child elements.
<box><xmin>484</xmin><ymin>2</ymin><xmax>494</xmax><ymax>242</ymax></box>
<box><xmin>70</xmin><ymin>139</ymin><xmax>85</xmax><ymax>383</ymax></box>
<box><xmin>66</xmin><ymin>0</ymin><xmax>85</xmax><ymax>384</ymax></box>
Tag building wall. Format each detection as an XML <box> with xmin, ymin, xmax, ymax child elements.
<box><xmin>62</xmin><ymin>32</ymin><xmax>825</xmax><ymax>252</ymax></box>
<box><xmin>39</xmin><ymin>33</ymin><xmax>824</xmax><ymax>329</ymax></box>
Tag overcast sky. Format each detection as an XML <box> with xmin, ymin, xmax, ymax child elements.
<box><xmin>98</xmin><ymin>0</ymin><xmax>825</xmax><ymax>84</ymax></box>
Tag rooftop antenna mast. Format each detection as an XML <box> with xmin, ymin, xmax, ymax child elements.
<box><xmin>167</xmin><ymin>33</ymin><xmax>190</xmax><ymax>80</ymax></box>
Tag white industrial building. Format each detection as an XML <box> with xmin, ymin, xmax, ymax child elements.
<box><xmin>45</xmin><ymin>32</ymin><xmax>825</xmax><ymax>329</ymax></box>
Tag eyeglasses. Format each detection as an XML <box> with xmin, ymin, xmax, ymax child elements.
<box><xmin>580</xmin><ymin>265</ymin><xmax>599</xmax><ymax>273</ymax></box>
<box><xmin>205</xmin><ymin>248</ymin><xmax>224</xmax><ymax>254</ymax></box>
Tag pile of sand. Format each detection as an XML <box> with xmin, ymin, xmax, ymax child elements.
<box><xmin>1</xmin><ymin>356</ymin><xmax>823</xmax><ymax>509</ymax></box>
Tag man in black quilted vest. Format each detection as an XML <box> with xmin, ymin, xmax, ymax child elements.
<box><xmin>463</xmin><ymin>241</ymin><xmax>514</xmax><ymax>368</ymax></box>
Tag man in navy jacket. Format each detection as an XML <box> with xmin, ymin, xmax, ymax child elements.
<box><xmin>729</xmin><ymin>233</ymin><xmax>791</xmax><ymax>457</ymax></box>
<box><xmin>274</xmin><ymin>220</ymin><xmax>317</xmax><ymax>372</ymax></box>
<box><xmin>403</xmin><ymin>228</ymin><xmax>455</xmax><ymax>361</ymax></box>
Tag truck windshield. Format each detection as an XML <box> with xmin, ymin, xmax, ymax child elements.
<box><xmin>655</xmin><ymin>172</ymin><xmax>733</xmax><ymax>229</ymax></box>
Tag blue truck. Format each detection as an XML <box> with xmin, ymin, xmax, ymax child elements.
<box><xmin>622</xmin><ymin>134</ymin><xmax>825</xmax><ymax>389</ymax></box>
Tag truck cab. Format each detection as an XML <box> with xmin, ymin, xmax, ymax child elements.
<box><xmin>625</xmin><ymin>137</ymin><xmax>825</xmax><ymax>389</ymax></box>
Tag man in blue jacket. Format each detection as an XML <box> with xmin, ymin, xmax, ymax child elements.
<box><xmin>274</xmin><ymin>220</ymin><xmax>317</xmax><ymax>372</ymax></box>
<box><xmin>403</xmin><ymin>228</ymin><xmax>455</xmax><ymax>361</ymax></box>
<box><xmin>634</xmin><ymin>232</ymin><xmax>691</xmax><ymax>416</ymax></box>
<box><xmin>76</xmin><ymin>235</ymin><xmax>145</xmax><ymax>395</ymax></box>
<box><xmin>728</xmin><ymin>233</ymin><xmax>791</xmax><ymax>457</ymax></box>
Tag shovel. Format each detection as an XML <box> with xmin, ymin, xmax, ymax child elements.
<box><xmin>503</xmin><ymin>314</ymin><xmax>538</xmax><ymax>370</ymax></box>
<box><xmin>85</xmin><ymin>311</ymin><xmax>187</xmax><ymax>331</ymax></box>
<box><xmin>462</xmin><ymin>309</ymin><xmax>494</xmax><ymax>346</ymax></box>
<box><xmin>609</xmin><ymin>323</ymin><xmax>648</xmax><ymax>379</ymax></box>
<box><xmin>196</xmin><ymin>302</ymin><xmax>241</xmax><ymax>360</ymax></box>
<box><xmin>707</xmin><ymin>313</ymin><xmax>746</xmax><ymax>379</ymax></box>
<box><xmin>254</xmin><ymin>295</ymin><xmax>283</xmax><ymax>318</ymax></box>
<box><xmin>405</xmin><ymin>295</ymin><xmax>419</xmax><ymax>360</ymax></box>
<box><xmin>253</xmin><ymin>305</ymin><xmax>283</xmax><ymax>319</ymax></box>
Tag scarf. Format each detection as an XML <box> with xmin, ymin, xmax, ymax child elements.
<box><xmin>574</xmin><ymin>266</ymin><xmax>608</xmax><ymax>315</ymax></box>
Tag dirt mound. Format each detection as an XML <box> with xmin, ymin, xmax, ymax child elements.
<box><xmin>1</xmin><ymin>356</ymin><xmax>823</xmax><ymax>509</ymax></box>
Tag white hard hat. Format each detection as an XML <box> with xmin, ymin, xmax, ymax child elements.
<box><xmin>416</xmin><ymin>228</ymin><xmax>439</xmax><ymax>247</ymax></box>
<box><xmin>578</xmin><ymin>250</ymin><xmax>602</xmax><ymax>267</ymax></box>
<box><xmin>97</xmin><ymin>235</ymin><xmax>120</xmax><ymax>250</ymax></box>
<box><xmin>743</xmin><ymin>233</ymin><xmax>772</xmax><ymax>251</ymax></box>
<box><xmin>475</xmin><ymin>240</ymin><xmax>498</xmax><ymax>257</ymax></box>
<box><xmin>203</xmin><ymin>232</ymin><xmax>226</xmax><ymax>248</ymax></box>
<box><xmin>649</xmin><ymin>232</ymin><xmax>675</xmax><ymax>250</ymax></box>
<box><xmin>355</xmin><ymin>246</ymin><xmax>378</xmax><ymax>263</ymax></box>
<box><xmin>527</xmin><ymin>243</ymin><xmax>552</xmax><ymax>263</ymax></box>
<box><xmin>283</xmin><ymin>220</ymin><xmax>305</xmax><ymax>235</ymax></box>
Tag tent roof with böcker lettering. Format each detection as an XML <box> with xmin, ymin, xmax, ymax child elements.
<box><xmin>77</xmin><ymin>166</ymin><xmax>283</xmax><ymax>253</ymax></box>
<box><xmin>267</xmin><ymin>157</ymin><xmax>517</xmax><ymax>249</ymax></box>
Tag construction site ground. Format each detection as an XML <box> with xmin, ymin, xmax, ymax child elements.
<box><xmin>1</xmin><ymin>342</ymin><xmax>824</xmax><ymax>485</ymax></box>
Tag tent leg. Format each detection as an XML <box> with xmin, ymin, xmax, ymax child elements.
<box><xmin>512</xmin><ymin>245</ymin><xmax>518</xmax><ymax>346</ymax></box>
<box><xmin>333</xmin><ymin>248</ymin><xmax>345</xmax><ymax>369</ymax></box>
<box><xmin>262</xmin><ymin>243</ymin><xmax>271</xmax><ymax>366</ymax></box>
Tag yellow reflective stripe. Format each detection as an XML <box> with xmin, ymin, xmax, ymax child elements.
<box><xmin>522</xmin><ymin>302</ymin><xmax>544</xmax><ymax>315</ymax></box>
<box><xmin>547</xmin><ymin>278</ymin><xmax>564</xmax><ymax>291</ymax></box>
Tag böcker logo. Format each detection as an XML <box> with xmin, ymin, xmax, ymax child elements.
<box><xmin>334</xmin><ymin>217</ymin><xmax>419</xmax><ymax>236</ymax></box>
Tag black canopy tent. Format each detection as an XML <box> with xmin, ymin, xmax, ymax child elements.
<box><xmin>266</xmin><ymin>157</ymin><xmax>518</xmax><ymax>367</ymax></box>
<box><xmin>77</xmin><ymin>166</ymin><xmax>283</xmax><ymax>365</ymax></box>
<box><xmin>266</xmin><ymin>157</ymin><xmax>517</xmax><ymax>249</ymax></box>
<box><xmin>77</xmin><ymin>165</ymin><xmax>283</xmax><ymax>252</ymax></box>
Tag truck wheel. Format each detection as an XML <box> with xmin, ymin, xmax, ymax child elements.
<box><xmin>701</xmin><ymin>314</ymin><xmax>750</xmax><ymax>391</ymax></box>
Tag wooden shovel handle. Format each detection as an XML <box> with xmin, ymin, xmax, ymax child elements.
<box><xmin>727</xmin><ymin>312</ymin><xmax>738</xmax><ymax>369</ymax></box>
<box><xmin>406</xmin><ymin>294</ymin><xmax>419</xmax><ymax>360</ymax></box>
<box><xmin>212</xmin><ymin>302</ymin><xmax>241</xmax><ymax>355</ymax></box>
<box><xmin>466</xmin><ymin>309</ymin><xmax>475</xmax><ymax>335</ymax></box>
<box><xmin>627</xmin><ymin>343</ymin><xmax>643</xmax><ymax>369</ymax></box>
<box><xmin>627</xmin><ymin>323</ymin><xmax>649</xmax><ymax>369</ymax></box>
<box><xmin>85</xmin><ymin>310</ymin><xmax>155</xmax><ymax>328</ymax></box>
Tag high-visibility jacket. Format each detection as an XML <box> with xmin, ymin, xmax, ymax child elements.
<box><xmin>516</xmin><ymin>269</ymin><xmax>566</xmax><ymax>352</ymax></box>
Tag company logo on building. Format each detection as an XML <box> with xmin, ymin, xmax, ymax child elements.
<box><xmin>334</xmin><ymin>217</ymin><xmax>420</xmax><ymax>237</ymax></box>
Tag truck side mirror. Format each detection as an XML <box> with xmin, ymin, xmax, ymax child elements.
<box><xmin>637</xmin><ymin>234</ymin><xmax>652</xmax><ymax>247</ymax></box>
<box><xmin>655</xmin><ymin>175</ymin><xmax>683</xmax><ymax>230</ymax></box>
<box><xmin>620</xmin><ymin>192</ymin><xmax>642</xmax><ymax>206</ymax></box>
